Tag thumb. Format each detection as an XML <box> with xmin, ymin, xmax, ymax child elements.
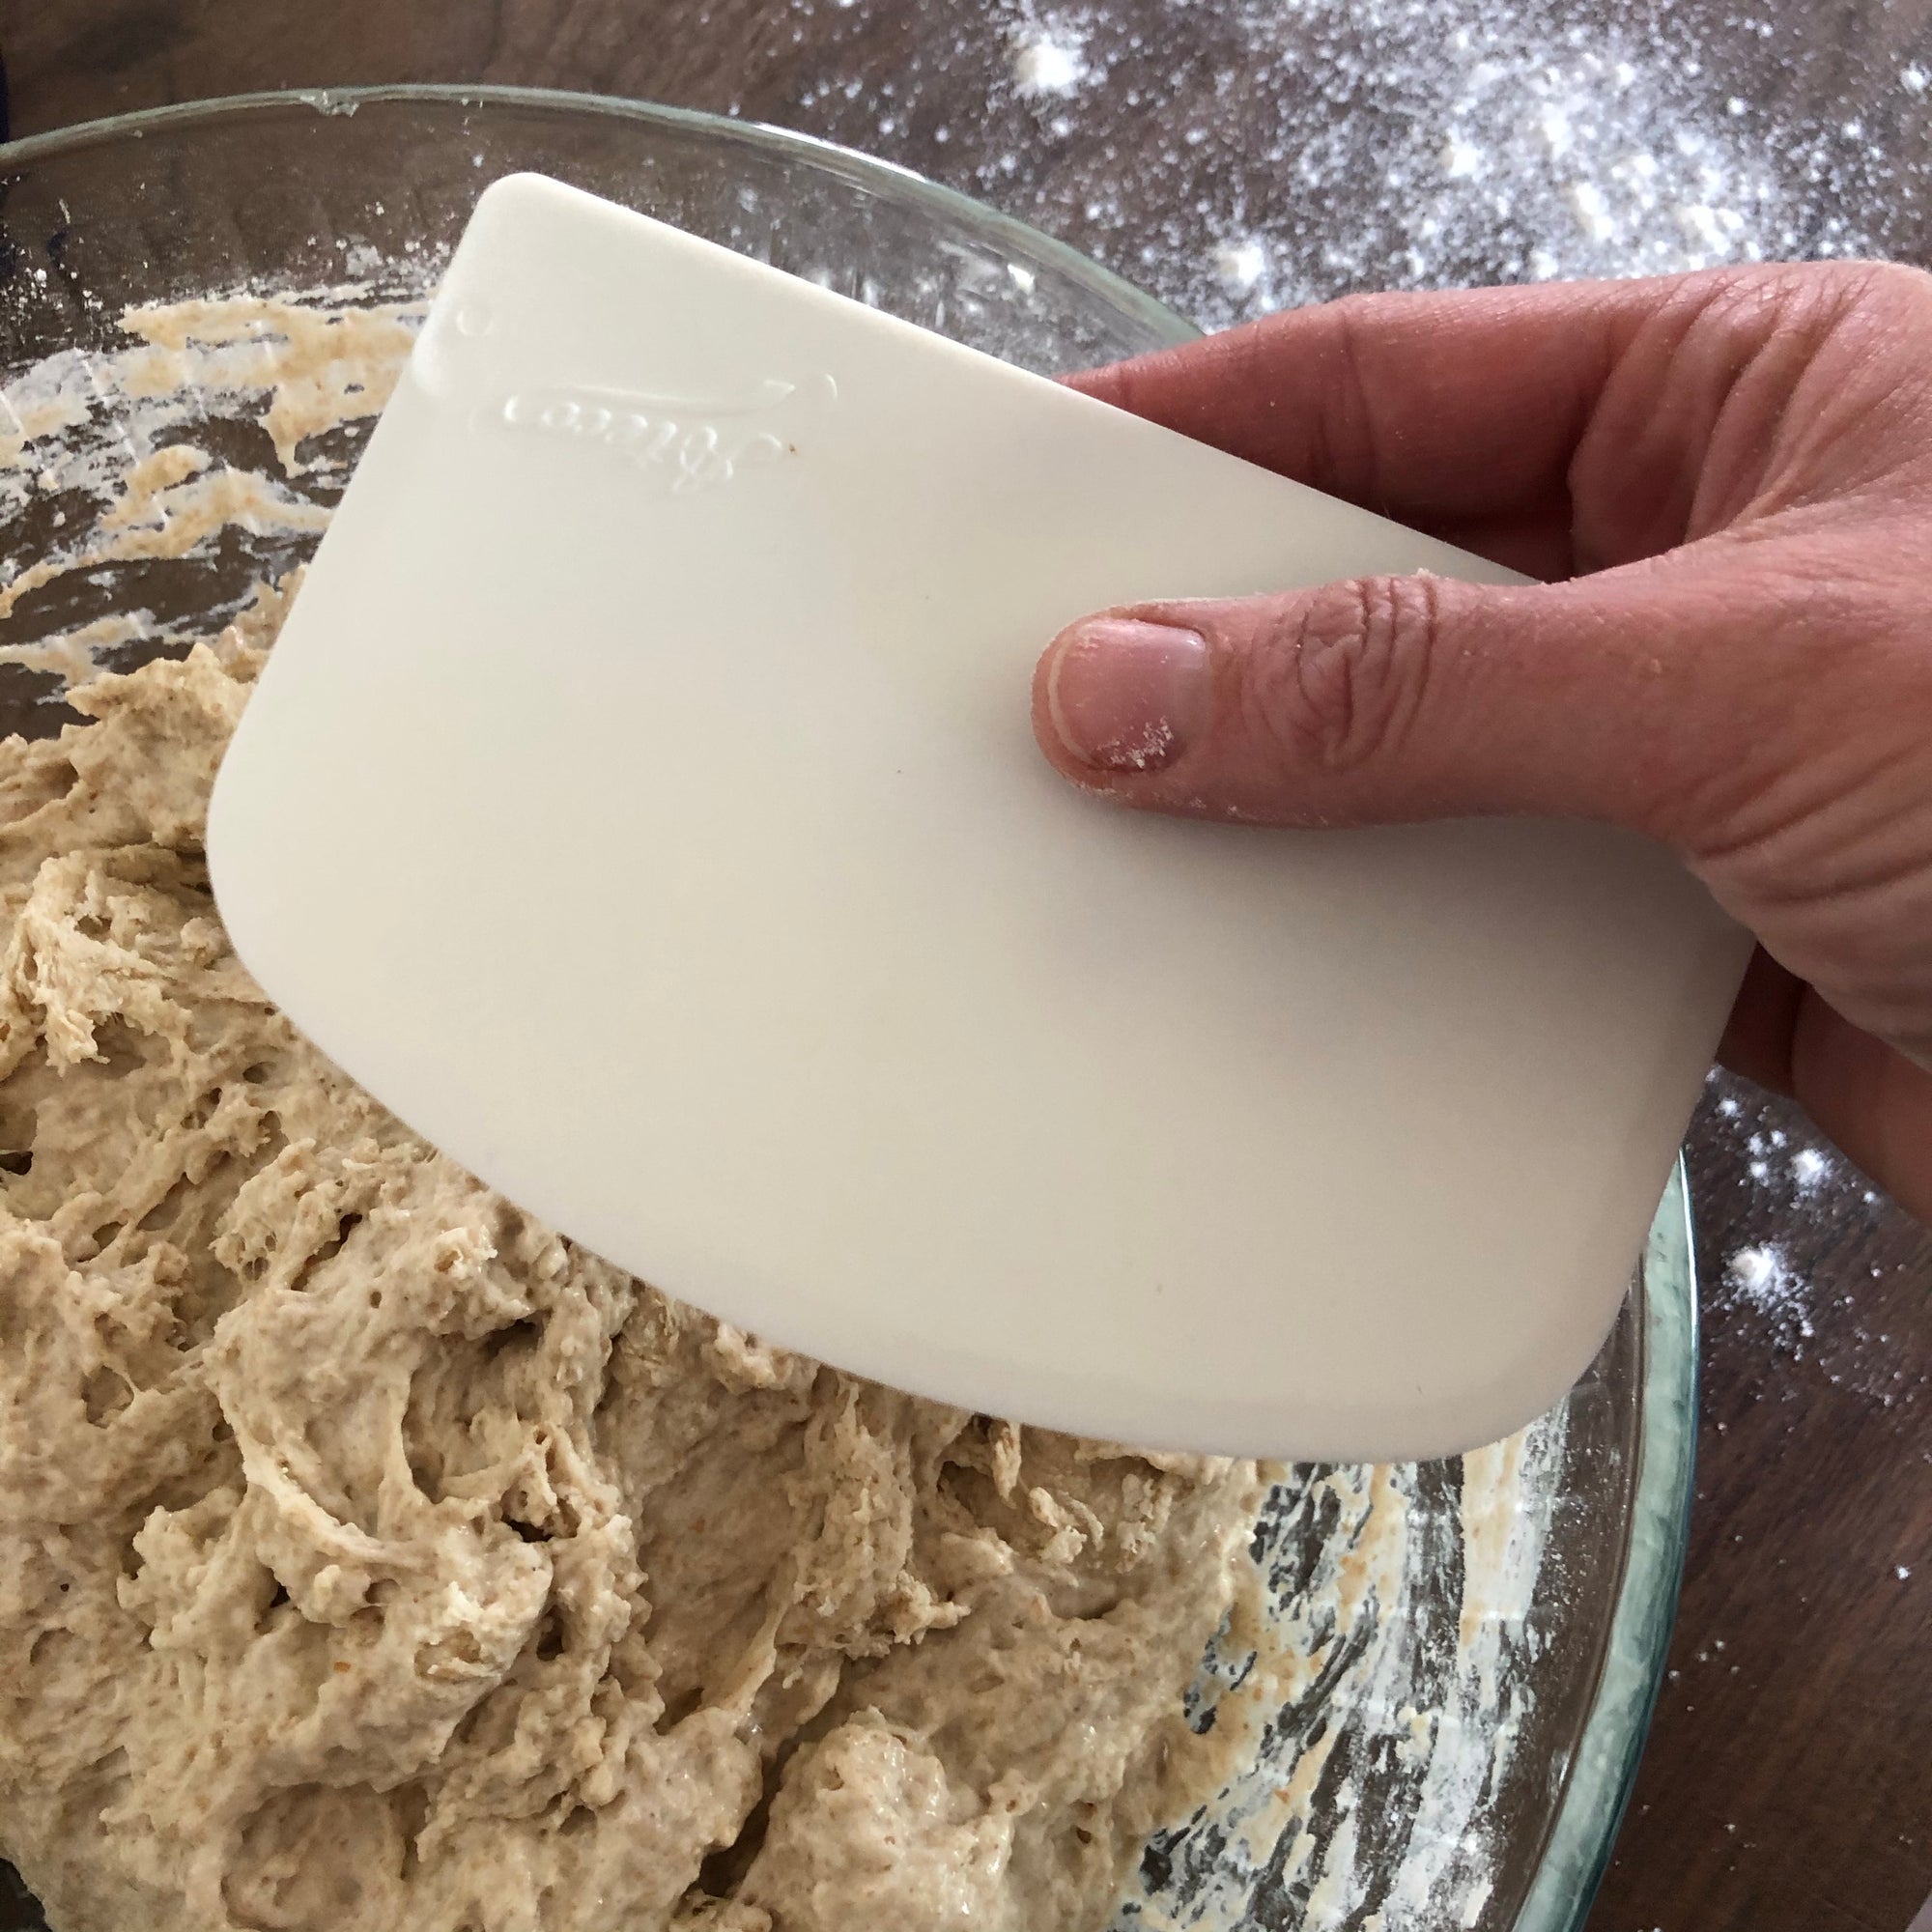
<box><xmin>1030</xmin><ymin>564</ymin><xmax>1802</xmax><ymax>845</ymax></box>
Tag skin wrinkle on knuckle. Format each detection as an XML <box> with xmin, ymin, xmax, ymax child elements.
<box><xmin>1573</xmin><ymin>289</ymin><xmax>1741</xmax><ymax>563</ymax></box>
<box><xmin>1243</xmin><ymin>576</ymin><xmax>1440</xmax><ymax>776</ymax></box>
<box><xmin>1689</xmin><ymin>284</ymin><xmax>1834</xmax><ymax>505</ymax></box>
<box><xmin>1725</xmin><ymin>265</ymin><xmax>1932</xmax><ymax>462</ymax></box>
<box><xmin>1815</xmin><ymin>256</ymin><xmax>1932</xmax><ymax>326</ymax></box>
<box><xmin>1307</xmin><ymin>298</ymin><xmax>1381</xmax><ymax>502</ymax></box>
<box><xmin>1582</xmin><ymin>265</ymin><xmax>1931</xmax><ymax>570</ymax></box>
<box><xmin>1750</xmin><ymin>326</ymin><xmax>1929</xmax><ymax>519</ymax></box>
<box><xmin>1648</xmin><ymin>594</ymin><xmax>1879</xmax><ymax>855</ymax></box>
<box><xmin>1703</xmin><ymin>259</ymin><xmax>1871</xmax><ymax>341</ymax></box>
<box><xmin>1682</xmin><ymin>599</ymin><xmax>1932</xmax><ymax>957</ymax></box>
<box><xmin>1701</xmin><ymin>760</ymin><xmax>1932</xmax><ymax>909</ymax></box>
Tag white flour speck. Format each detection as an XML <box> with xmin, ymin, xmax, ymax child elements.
<box><xmin>1790</xmin><ymin>1147</ymin><xmax>1830</xmax><ymax>1192</ymax></box>
<box><xmin>1011</xmin><ymin>18</ymin><xmax>1090</xmax><ymax>98</ymax></box>
<box><xmin>1212</xmin><ymin>234</ymin><xmax>1270</xmax><ymax>294</ymax></box>
<box><xmin>1568</xmin><ymin>179</ymin><xmax>1616</xmax><ymax>243</ymax></box>
<box><xmin>1724</xmin><ymin>1242</ymin><xmax>1815</xmax><ymax>1351</ymax></box>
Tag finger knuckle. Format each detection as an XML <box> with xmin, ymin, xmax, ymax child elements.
<box><xmin>1809</xmin><ymin>257</ymin><xmax>1932</xmax><ymax>320</ymax></box>
<box><xmin>1694</xmin><ymin>258</ymin><xmax>1932</xmax><ymax>351</ymax></box>
<box><xmin>1245</xmin><ymin>574</ymin><xmax>1444</xmax><ymax>774</ymax></box>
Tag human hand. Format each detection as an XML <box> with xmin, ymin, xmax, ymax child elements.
<box><xmin>1032</xmin><ymin>265</ymin><xmax>1932</xmax><ymax>1219</ymax></box>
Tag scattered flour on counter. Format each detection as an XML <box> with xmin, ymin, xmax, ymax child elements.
<box><xmin>1165</xmin><ymin>0</ymin><xmax>1870</xmax><ymax>320</ymax></box>
<box><xmin>800</xmin><ymin>0</ymin><xmax>1918</xmax><ymax>331</ymax></box>
<box><xmin>789</xmin><ymin>0</ymin><xmax>1927</xmax><ymax>336</ymax></box>
<box><xmin>1711</xmin><ymin>1089</ymin><xmax>1855</xmax><ymax>1211</ymax></box>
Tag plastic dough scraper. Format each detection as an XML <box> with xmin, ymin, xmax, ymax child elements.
<box><xmin>206</xmin><ymin>172</ymin><xmax>1748</xmax><ymax>1463</ymax></box>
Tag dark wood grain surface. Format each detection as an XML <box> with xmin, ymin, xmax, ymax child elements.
<box><xmin>1</xmin><ymin>3</ymin><xmax>1928</xmax><ymax>1930</ymax></box>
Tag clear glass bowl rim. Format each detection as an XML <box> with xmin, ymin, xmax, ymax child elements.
<box><xmin>0</xmin><ymin>82</ymin><xmax>1699</xmax><ymax>1932</ymax></box>
<box><xmin>0</xmin><ymin>82</ymin><xmax>1188</xmax><ymax>347</ymax></box>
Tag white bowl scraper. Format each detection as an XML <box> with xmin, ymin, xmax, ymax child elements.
<box><xmin>207</xmin><ymin>173</ymin><xmax>1748</xmax><ymax>1463</ymax></box>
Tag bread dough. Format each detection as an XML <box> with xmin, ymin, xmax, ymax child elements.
<box><xmin>0</xmin><ymin>632</ymin><xmax>1264</xmax><ymax>1932</ymax></box>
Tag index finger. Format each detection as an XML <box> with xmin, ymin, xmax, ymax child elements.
<box><xmin>1070</xmin><ymin>277</ymin><xmax>1663</xmax><ymax>580</ymax></box>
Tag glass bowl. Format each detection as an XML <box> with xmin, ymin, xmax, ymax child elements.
<box><xmin>0</xmin><ymin>88</ymin><xmax>1696</xmax><ymax>1932</ymax></box>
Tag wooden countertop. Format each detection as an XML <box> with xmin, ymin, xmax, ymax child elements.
<box><xmin>3</xmin><ymin>2</ymin><xmax>1928</xmax><ymax>1926</ymax></box>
